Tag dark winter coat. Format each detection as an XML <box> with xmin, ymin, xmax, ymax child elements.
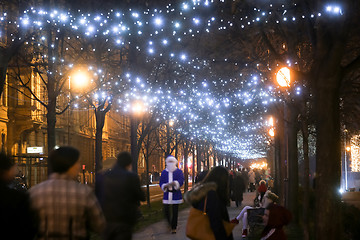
<box><xmin>96</xmin><ymin>164</ymin><xmax>146</xmax><ymax>226</ymax></box>
<box><xmin>261</xmin><ymin>203</ymin><xmax>292</xmax><ymax>240</ymax></box>
<box><xmin>0</xmin><ymin>181</ymin><xmax>37</xmax><ymax>240</ymax></box>
<box><xmin>231</xmin><ymin>173</ymin><xmax>246</xmax><ymax>202</ymax></box>
<box><xmin>184</xmin><ymin>182</ymin><xmax>234</xmax><ymax>240</ymax></box>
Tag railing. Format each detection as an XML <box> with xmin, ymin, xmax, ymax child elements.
<box><xmin>13</xmin><ymin>155</ymin><xmax>48</xmax><ymax>188</ymax></box>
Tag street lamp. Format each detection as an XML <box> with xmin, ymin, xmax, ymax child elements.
<box><xmin>71</xmin><ymin>69</ymin><xmax>89</xmax><ymax>89</ymax></box>
<box><xmin>130</xmin><ymin>100</ymin><xmax>146</xmax><ymax>173</ymax></box>
<box><xmin>276</xmin><ymin>67</ymin><xmax>291</xmax><ymax>87</ymax></box>
<box><xmin>275</xmin><ymin>66</ymin><xmax>291</xmax><ymax>206</ymax></box>
<box><xmin>68</xmin><ymin>69</ymin><xmax>89</xmax><ymax>144</ymax></box>
<box><xmin>268</xmin><ymin>116</ymin><xmax>275</xmax><ymax>137</ymax></box>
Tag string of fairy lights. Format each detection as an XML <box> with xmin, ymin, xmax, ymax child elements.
<box><xmin>1</xmin><ymin>1</ymin><xmax>352</xmax><ymax>163</ymax></box>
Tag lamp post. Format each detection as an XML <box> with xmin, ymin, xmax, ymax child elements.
<box><xmin>130</xmin><ymin>100</ymin><xmax>145</xmax><ymax>174</ymax></box>
<box><xmin>275</xmin><ymin>67</ymin><xmax>291</xmax><ymax>207</ymax></box>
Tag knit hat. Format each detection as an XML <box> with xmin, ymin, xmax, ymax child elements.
<box><xmin>48</xmin><ymin>146</ymin><xmax>80</xmax><ymax>173</ymax></box>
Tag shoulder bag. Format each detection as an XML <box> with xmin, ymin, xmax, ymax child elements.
<box><xmin>186</xmin><ymin>196</ymin><xmax>236</xmax><ymax>240</ymax></box>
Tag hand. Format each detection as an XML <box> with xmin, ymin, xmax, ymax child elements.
<box><xmin>230</xmin><ymin>218</ymin><xmax>239</xmax><ymax>224</ymax></box>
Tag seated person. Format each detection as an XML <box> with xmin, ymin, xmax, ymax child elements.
<box><xmin>261</xmin><ymin>202</ymin><xmax>292</xmax><ymax>240</ymax></box>
<box><xmin>231</xmin><ymin>191</ymin><xmax>279</xmax><ymax>237</ymax></box>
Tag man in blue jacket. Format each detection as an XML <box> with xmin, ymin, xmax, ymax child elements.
<box><xmin>159</xmin><ymin>155</ymin><xmax>184</xmax><ymax>234</ymax></box>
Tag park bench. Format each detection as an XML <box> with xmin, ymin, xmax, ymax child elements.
<box><xmin>247</xmin><ymin>207</ymin><xmax>265</xmax><ymax>234</ymax></box>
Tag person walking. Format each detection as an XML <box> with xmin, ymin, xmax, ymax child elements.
<box><xmin>96</xmin><ymin>151</ymin><xmax>146</xmax><ymax>240</ymax></box>
<box><xmin>0</xmin><ymin>152</ymin><xmax>37</xmax><ymax>240</ymax></box>
<box><xmin>30</xmin><ymin>146</ymin><xmax>105</xmax><ymax>240</ymax></box>
<box><xmin>231</xmin><ymin>170</ymin><xmax>246</xmax><ymax>207</ymax></box>
<box><xmin>185</xmin><ymin>166</ymin><xmax>234</xmax><ymax>240</ymax></box>
<box><xmin>248</xmin><ymin>169</ymin><xmax>256</xmax><ymax>192</ymax></box>
<box><xmin>159</xmin><ymin>155</ymin><xmax>184</xmax><ymax>234</ymax></box>
<box><xmin>257</xmin><ymin>180</ymin><xmax>268</xmax><ymax>205</ymax></box>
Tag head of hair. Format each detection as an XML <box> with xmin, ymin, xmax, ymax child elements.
<box><xmin>265</xmin><ymin>191</ymin><xmax>279</xmax><ymax>203</ymax></box>
<box><xmin>48</xmin><ymin>146</ymin><xmax>80</xmax><ymax>173</ymax></box>
<box><xmin>116</xmin><ymin>152</ymin><xmax>132</xmax><ymax>168</ymax></box>
<box><xmin>202</xmin><ymin>166</ymin><xmax>230</xmax><ymax>204</ymax></box>
<box><xmin>0</xmin><ymin>152</ymin><xmax>14</xmax><ymax>175</ymax></box>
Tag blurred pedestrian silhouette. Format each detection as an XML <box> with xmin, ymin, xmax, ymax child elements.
<box><xmin>248</xmin><ymin>169</ymin><xmax>256</xmax><ymax>192</ymax></box>
<box><xmin>160</xmin><ymin>155</ymin><xmax>184</xmax><ymax>234</ymax></box>
<box><xmin>185</xmin><ymin>166</ymin><xmax>234</xmax><ymax>240</ymax></box>
<box><xmin>30</xmin><ymin>146</ymin><xmax>105</xmax><ymax>240</ymax></box>
<box><xmin>230</xmin><ymin>170</ymin><xmax>246</xmax><ymax>207</ymax></box>
<box><xmin>0</xmin><ymin>152</ymin><xmax>37</xmax><ymax>239</ymax></box>
<box><xmin>96</xmin><ymin>151</ymin><xmax>145</xmax><ymax>240</ymax></box>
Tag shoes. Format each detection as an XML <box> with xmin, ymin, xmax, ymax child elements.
<box><xmin>242</xmin><ymin>229</ymin><xmax>248</xmax><ymax>237</ymax></box>
<box><xmin>171</xmin><ymin>229</ymin><xmax>176</xmax><ymax>234</ymax></box>
<box><xmin>230</xmin><ymin>218</ymin><xmax>239</xmax><ymax>224</ymax></box>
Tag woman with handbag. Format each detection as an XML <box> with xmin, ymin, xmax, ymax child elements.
<box><xmin>184</xmin><ymin>166</ymin><xmax>235</xmax><ymax>240</ymax></box>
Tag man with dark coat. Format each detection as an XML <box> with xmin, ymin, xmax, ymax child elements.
<box><xmin>96</xmin><ymin>151</ymin><xmax>146</xmax><ymax>240</ymax></box>
<box><xmin>231</xmin><ymin>171</ymin><xmax>246</xmax><ymax>207</ymax></box>
<box><xmin>0</xmin><ymin>152</ymin><xmax>37</xmax><ymax>240</ymax></box>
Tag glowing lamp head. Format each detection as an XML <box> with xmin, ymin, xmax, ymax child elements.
<box><xmin>71</xmin><ymin>70</ymin><xmax>89</xmax><ymax>89</ymax></box>
<box><xmin>132</xmin><ymin>101</ymin><xmax>145</xmax><ymax>116</ymax></box>
<box><xmin>276</xmin><ymin>67</ymin><xmax>291</xmax><ymax>87</ymax></box>
<box><xmin>269</xmin><ymin>128</ymin><xmax>275</xmax><ymax>137</ymax></box>
<box><xmin>346</xmin><ymin>146</ymin><xmax>351</xmax><ymax>152</ymax></box>
<box><xmin>269</xmin><ymin>117</ymin><xmax>274</xmax><ymax>126</ymax></box>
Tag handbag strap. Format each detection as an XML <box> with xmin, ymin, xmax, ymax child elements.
<box><xmin>203</xmin><ymin>196</ymin><xmax>207</xmax><ymax>215</ymax></box>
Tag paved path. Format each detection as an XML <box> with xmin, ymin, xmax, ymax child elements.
<box><xmin>133</xmin><ymin>192</ymin><xmax>256</xmax><ymax>240</ymax></box>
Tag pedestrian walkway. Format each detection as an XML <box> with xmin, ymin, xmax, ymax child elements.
<box><xmin>133</xmin><ymin>192</ymin><xmax>256</xmax><ymax>240</ymax></box>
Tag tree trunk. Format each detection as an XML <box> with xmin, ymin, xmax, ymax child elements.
<box><xmin>184</xmin><ymin>141</ymin><xmax>189</xmax><ymax>192</ymax></box>
<box><xmin>192</xmin><ymin>146</ymin><xmax>196</xmax><ymax>184</ymax></box>
<box><xmin>274</xmin><ymin>104</ymin><xmax>285</xmax><ymax>205</ymax></box>
<box><xmin>0</xmin><ymin>61</ymin><xmax>9</xmax><ymax>98</ymax></box>
<box><xmin>166</xmin><ymin>123</ymin><xmax>171</xmax><ymax>157</ymax></box>
<box><xmin>174</xmin><ymin>134</ymin><xmax>178</xmax><ymax>159</ymax></box>
<box><xmin>95</xmin><ymin>109</ymin><xmax>106</xmax><ymax>173</ymax></box>
<box><xmin>145</xmin><ymin>153</ymin><xmax>151</xmax><ymax>207</ymax></box>
<box><xmin>313</xmin><ymin>12</ymin><xmax>347</xmax><ymax>238</ymax></box>
<box><xmin>46</xmin><ymin>99</ymin><xmax>56</xmax><ymax>156</ymax></box>
<box><xmin>130</xmin><ymin>116</ymin><xmax>139</xmax><ymax>174</ymax></box>
<box><xmin>301</xmin><ymin>111</ymin><xmax>310</xmax><ymax>240</ymax></box>
<box><xmin>288</xmin><ymin>102</ymin><xmax>299</xmax><ymax>223</ymax></box>
<box><xmin>196</xmin><ymin>144</ymin><xmax>201</xmax><ymax>173</ymax></box>
<box><xmin>46</xmin><ymin>27</ymin><xmax>56</xmax><ymax>158</ymax></box>
<box><xmin>314</xmin><ymin>75</ymin><xmax>342</xmax><ymax>240</ymax></box>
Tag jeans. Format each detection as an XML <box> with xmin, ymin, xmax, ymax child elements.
<box><xmin>163</xmin><ymin>204</ymin><xmax>179</xmax><ymax>230</ymax></box>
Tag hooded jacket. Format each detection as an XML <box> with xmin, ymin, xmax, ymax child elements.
<box><xmin>185</xmin><ymin>182</ymin><xmax>233</xmax><ymax>240</ymax></box>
